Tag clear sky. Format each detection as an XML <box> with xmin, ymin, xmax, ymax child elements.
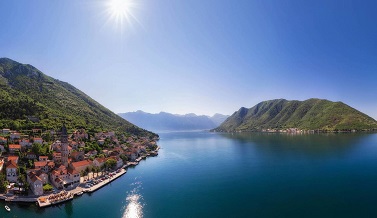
<box><xmin>1</xmin><ymin>0</ymin><xmax>377</xmax><ymax>118</ymax></box>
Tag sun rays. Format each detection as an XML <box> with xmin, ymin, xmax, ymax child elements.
<box><xmin>104</xmin><ymin>0</ymin><xmax>141</xmax><ymax>33</ymax></box>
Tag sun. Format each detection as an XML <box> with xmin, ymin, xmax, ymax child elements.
<box><xmin>105</xmin><ymin>0</ymin><xmax>139</xmax><ymax>31</ymax></box>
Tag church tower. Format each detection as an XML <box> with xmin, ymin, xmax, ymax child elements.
<box><xmin>61</xmin><ymin>124</ymin><xmax>69</xmax><ymax>167</ymax></box>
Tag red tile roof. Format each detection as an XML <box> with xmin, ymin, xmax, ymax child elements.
<box><xmin>7</xmin><ymin>156</ymin><xmax>19</xmax><ymax>163</ymax></box>
<box><xmin>34</xmin><ymin>161</ymin><xmax>47</xmax><ymax>167</ymax></box>
<box><xmin>9</xmin><ymin>144</ymin><xmax>21</xmax><ymax>149</ymax></box>
<box><xmin>39</xmin><ymin>155</ymin><xmax>48</xmax><ymax>158</ymax></box>
<box><xmin>6</xmin><ymin>160</ymin><xmax>17</xmax><ymax>168</ymax></box>
<box><xmin>68</xmin><ymin>168</ymin><xmax>79</xmax><ymax>175</ymax></box>
<box><xmin>95</xmin><ymin>157</ymin><xmax>106</xmax><ymax>163</ymax></box>
<box><xmin>71</xmin><ymin>160</ymin><xmax>92</xmax><ymax>168</ymax></box>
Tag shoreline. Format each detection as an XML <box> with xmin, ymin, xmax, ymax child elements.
<box><xmin>1</xmin><ymin>147</ymin><xmax>160</xmax><ymax>207</ymax></box>
<box><xmin>213</xmin><ymin>129</ymin><xmax>377</xmax><ymax>134</ymax></box>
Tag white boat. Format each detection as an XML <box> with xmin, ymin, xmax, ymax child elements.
<box><xmin>5</xmin><ymin>205</ymin><xmax>10</xmax><ymax>212</ymax></box>
<box><xmin>76</xmin><ymin>191</ymin><xmax>83</xmax><ymax>196</ymax></box>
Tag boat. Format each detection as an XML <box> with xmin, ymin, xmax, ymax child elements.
<box><xmin>5</xmin><ymin>205</ymin><xmax>10</xmax><ymax>212</ymax></box>
<box><xmin>76</xmin><ymin>191</ymin><xmax>83</xmax><ymax>196</ymax></box>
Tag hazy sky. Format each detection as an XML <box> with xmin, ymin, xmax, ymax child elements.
<box><xmin>1</xmin><ymin>0</ymin><xmax>377</xmax><ymax>118</ymax></box>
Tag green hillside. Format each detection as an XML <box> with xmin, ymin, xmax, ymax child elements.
<box><xmin>0</xmin><ymin>58</ymin><xmax>156</xmax><ymax>137</ymax></box>
<box><xmin>214</xmin><ymin>99</ymin><xmax>377</xmax><ymax>132</ymax></box>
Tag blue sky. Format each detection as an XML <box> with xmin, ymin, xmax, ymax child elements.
<box><xmin>1</xmin><ymin>0</ymin><xmax>377</xmax><ymax>118</ymax></box>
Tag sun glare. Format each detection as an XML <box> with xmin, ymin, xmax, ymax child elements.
<box><xmin>105</xmin><ymin>0</ymin><xmax>139</xmax><ymax>31</ymax></box>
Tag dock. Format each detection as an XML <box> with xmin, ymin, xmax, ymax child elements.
<box><xmin>37</xmin><ymin>190</ymin><xmax>74</xmax><ymax>208</ymax></box>
<box><xmin>83</xmin><ymin>168</ymin><xmax>126</xmax><ymax>193</ymax></box>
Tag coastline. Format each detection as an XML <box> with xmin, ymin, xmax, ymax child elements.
<box><xmin>212</xmin><ymin>129</ymin><xmax>377</xmax><ymax>133</ymax></box>
<box><xmin>0</xmin><ymin>146</ymin><xmax>160</xmax><ymax>207</ymax></box>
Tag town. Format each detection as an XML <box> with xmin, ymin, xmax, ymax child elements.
<box><xmin>0</xmin><ymin>125</ymin><xmax>159</xmax><ymax>207</ymax></box>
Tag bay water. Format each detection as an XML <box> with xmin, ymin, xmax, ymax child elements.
<box><xmin>1</xmin><ymin>131</ymin><xmax>377</xmax><ymax>217</ymax></box>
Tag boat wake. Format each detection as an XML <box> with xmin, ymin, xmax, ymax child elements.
<box><xmin>122</xmin><ymin>179</ymin><xmax>144</xmax><ymax>218</ymax></box>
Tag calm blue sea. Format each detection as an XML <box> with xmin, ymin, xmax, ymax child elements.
<box><xmin>1</xmin><ymin>131</ymin><xmax>377</xmax><ymax>218</ymax></box>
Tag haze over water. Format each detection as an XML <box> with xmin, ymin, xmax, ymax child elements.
<box><xmin>2</xmin><ymin>131</ymin><xmax>377</xmax><ymax>217</ymax></box>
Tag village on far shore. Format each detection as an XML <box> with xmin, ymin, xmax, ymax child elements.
<box><xmin>0</xmin><ymin>124</ymin><xmax>159</xmax><ymax>206</ymax></box>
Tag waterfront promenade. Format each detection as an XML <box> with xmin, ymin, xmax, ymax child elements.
<box><xmin>0</xmin><ymin>148</ymin><xmax>159</xmax><ymax>207</ymax></box>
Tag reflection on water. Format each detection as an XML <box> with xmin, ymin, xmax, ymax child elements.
<box><xmin>123</xmin><ymin>180</ymin><xmax>143</xmax><ymax>218</ymax></box>
<box><xmin>219</xmin><ymin>132</ymin><xmax>370</xmax><ymax>157</ymax></box>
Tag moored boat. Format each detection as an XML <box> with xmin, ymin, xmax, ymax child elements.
<box><xmin>5</xmin><ymin>205</ymin><xmax>10</xmax><ymax>212</ymax></box>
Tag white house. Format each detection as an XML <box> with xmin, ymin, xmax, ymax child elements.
<box><xmin>9</xmin><ymin>144</ymin><xmax>21</xmax><ymax>153</ymax></box>
<box><xmin>109</xmin><ymin>156</ymin><xmax>124</xmax><ymax>169</ymax></box>
<box><xmin>34</xmin><ymin>161</ymin><xmax>55</xmax><ymax>173</ymax></box>
<box><xmin>27</xmin><ymin>170</ymin><xmax>47</xmax><ymax>196</ymax></box>
<box><xmin>50</xmin><ymin>165</ymin><xmax>80</xmax><ymax>189</ymax></box>
<box><xmin>10</xmin><ymin>132</ymin><xmax>21</xmax><ymax>140</ymax></box>
<box><xmin>93</xmin><ymin>157</ymin><xmax>106</xmax><ymax>168</ymax></box>
<box><xmin>6</xmin><ymin>161</ymin><xmax>18</xmax><ymax>182</ymax></box>
<box><xmin>26</xmin><ymin>152</ymin><xmax>37</xmax><ymax>160</ymax></box>
<box><xmin>33</xmin><ymin>138</ymin><xmax>43</xmax><ymax>144</ymax></box>
<box><xmin>0</xmin><ymin>136</ymin><xmax>7</xmax><ymax>144</ymax></box>
<box><xmin>39</xmin><ymin>156</ymin><xmax>48</xmax><ymax>161</ymax></box>
<box><xmin>20</xmin><ymin>139</ymin><xmax>32</xmax><ymax>148</ymax></box>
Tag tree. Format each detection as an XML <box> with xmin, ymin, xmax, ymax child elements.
<box><xmin>93</xmin><ymin>166</ymin><xmax>98</xmax><ymax>178</ymax></box>
<box><xmin>18</xmin><ymin>174</ymin><xmax>29</xmax><ymax>195</ymax></box>
<box><xmin>43</xmin><ymin>183</ymin><xmax>53</xmax><ymax>192</ymax></box>
<box><xmin>43</xmin><ymin>132</ymin><xmax>52</xmax><ymax>142</ymax></box>
<box><xmin>31</xmin><ymin>143</ymin><xmax>42</xmax><ymax>155</ymax></box>
<box><xmin>100</xmin><ymin>164</ymin><xmax>106</xmax><ymax>173</ymax></box>
<box><xmin>84</xmin><ymin>167</ymin><xmax>90</xmax><ymax>180</ymax></box>
<box><xmin>0</xmin><ymin>173</ymin><xmax>8</xmax><ymax>193</ymax></box>
<box><xmin>120</xmin><ymin>154</ymin><xmax>128</xmax><ymax>163</ymax></box>
<box><xmin>104</xmin><ymin>159</ymin><xmax>116</xmax><ymax>170</ymax></box>
<box><xmin>28</xmin><ymin>159</ymin><xmax>34</xmax><ymax>168</ymax></box>
<box><xmin>80</xmin><ymin>170</ymin><xmax>85</xmax><ymax>181</ymax></box>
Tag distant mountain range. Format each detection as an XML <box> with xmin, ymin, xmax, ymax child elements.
<box><xmin>0</xmin><ymin>58</ymin><xmax>155</xmax><ymax>137</ymax></box>
<box><xmin>118</xmin><ymin>111</ymin><xmax>229</xmax><ymax>132</ymax></box>
<box><xmin>213</xmin><ymin>98</ymin><xmax>377</xmax><ymax>132</ymax></box>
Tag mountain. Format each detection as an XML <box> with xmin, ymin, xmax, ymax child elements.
<box><xmin>210</xmin><ymin>113</ymin><xmax>230</xmax><ymax>126</ymax></box>
<box><xmin>213</xmin><ymin>99</ymin><xmax>377</xmax><ymax>132</ymax></box>
<box><xmin>0</xmin><ymin>58</ymin><xmax>156</xmax><ymax>137</ymax></box>
<box><xmin>118</xmin><ymin>111</ymin><xmax>229</xmax><ymax>132</ymax></box>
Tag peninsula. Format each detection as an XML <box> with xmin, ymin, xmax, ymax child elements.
<box><xmin>214</xmin><ymin>99</ymin><xmax>377</xmax><ymax>132</ymax></box>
